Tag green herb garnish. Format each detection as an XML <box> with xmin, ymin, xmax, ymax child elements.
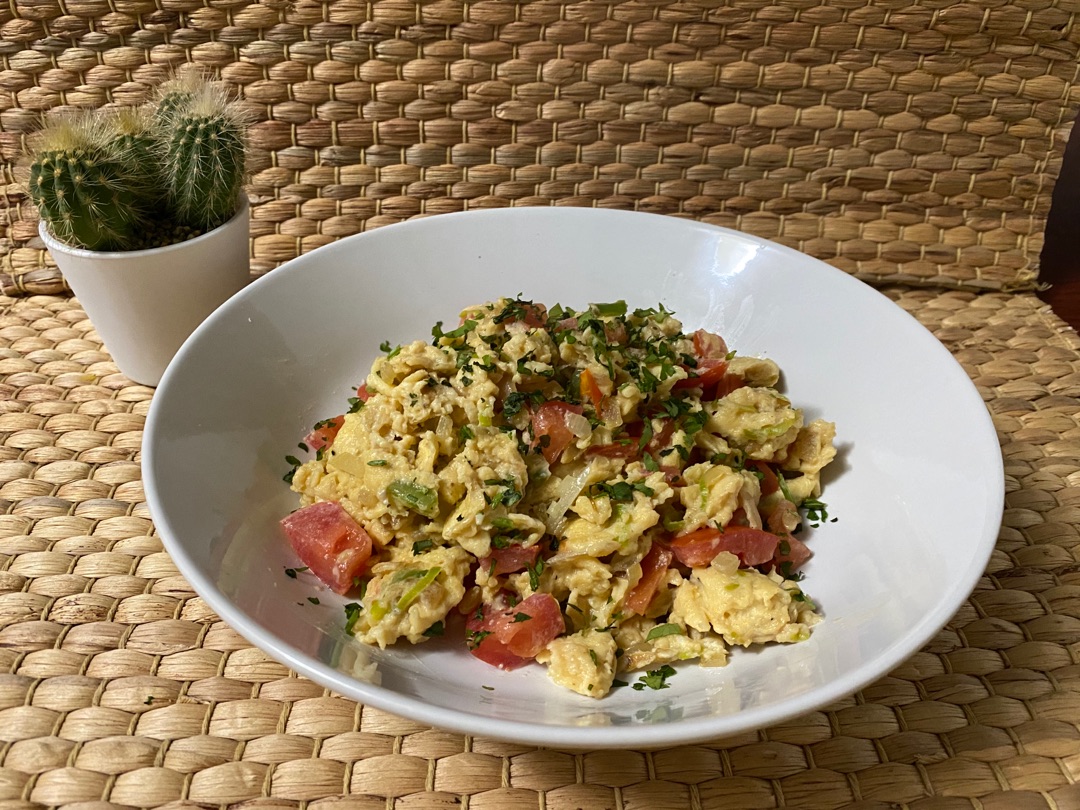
<box><xmin>344</xmin><ymin>602</ymin><xmax>362</xmax><ymax>635</ymax></box>
<box><xmin>388</xmin><ymin>480</ymin><xmax>439</xmax><ymax>518</ymax></box>
<box><xmin>646</xmin><ymin>623</ymin><xmax>683</xmax><ymax>641</ymax></box>
<box><xmin>632</xmin><ymin>664</ymin><xmax>676</xmax><ymax>691</ymax></box>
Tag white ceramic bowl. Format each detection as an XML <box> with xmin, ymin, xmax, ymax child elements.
<box><xmin>144</xmin><ymin>208</ymin><xmax>1003</xmax><ymax>748</ymax></box>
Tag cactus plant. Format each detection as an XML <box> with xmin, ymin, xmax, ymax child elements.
<box><xmin>27</xmin><ymin>74</ymin><xmax>248</xmax><ymax>252</ymax></box>
<box><xmin>153</xmin><ymin>72</ymin><xmax>203</xmax><ymax>124</ymax></box>
<box><xmin>28</xmin><ymin>112</ymin><xmax>159</xmax><ymax>251</ymax></box>
<box><xmin>164</xmin><ymin>83</ymin><xmax>247</xmax><ymax>232</ymax></box>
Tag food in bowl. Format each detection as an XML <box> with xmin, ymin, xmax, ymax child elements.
<box><xmin>281</xmin><ymin>297</ymin><xmax>836</xmax><ymax>698</ymax></box>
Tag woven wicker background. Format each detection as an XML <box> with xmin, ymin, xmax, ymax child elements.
<box><xmin>1</xmin><ymin>0</ymin><xmax>1079</xmax><ymax>295</ymax></box>
<box><xmin>1</xmin><ymin>287</ymin><xmax>1079</xmax><ymax>808</ymax></box>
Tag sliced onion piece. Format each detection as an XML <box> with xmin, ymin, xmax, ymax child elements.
<box><xmin>565</xmin><ymin>412</ymin><xmax>592</xmax><ymax>438</ymax></box>
<box><xmin>543</xmin><ymin>459</ymin><xmax>596</xmax><ymax>536</ymax></box>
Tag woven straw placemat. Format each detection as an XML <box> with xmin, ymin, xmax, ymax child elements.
<box><xmin>2</xmin><ymin>0</ymin><xmax>1078</xmax><ymax>296</ymax></box>
<box><xmin>0</xmin><ymin>288</ymin><xmax>1078</xmax><ymax>809</ymax></box>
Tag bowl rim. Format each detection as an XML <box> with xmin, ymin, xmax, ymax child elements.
<box><xmin>144</xmin><ymin>206</ymin><xmax>1004</xmax><ymax>748</ymax></box>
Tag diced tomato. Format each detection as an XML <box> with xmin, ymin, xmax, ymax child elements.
<box><xmin>674</xmin><ymin>358</ymin><xmax>728</xmax><ymax>391</ymax></box>
<box><xmin>580</xmin><ymin>369</ymin><xmax>604</xmax><ymax>409</ymax></box>
<box><xmin>280</xmin><ymin>501</ymin><xmax>373</xmax><ymax>594</ymax></box>
<box><xmin>466</xmin><ymin>593</ymin><xmax>564</xmax><ymax>669</ymax></box>
<box><xmin>304</xmin><ymin>415</ymin><xmax>344</xmax><ymax>452</ymax></box>
<box><xmin>467</xmin><ymin>602</ymin><xmax>530</xmax><ymax>670</ymax></box>
<box><xmin>708</xmin><ymin>372</ymin><xmax>746</xmax><ymax>400</ymax></box>
<box><xmin>586</xmin><ymin>441</ymin><xmax>639</xmax><ymax>459</ymax></box>
<box><xmin>480</xmin><ymin>543</ymin><xmax>541</xmax><ymax>576</ymax></box>
<box><xmin>669</xmin><ymin>526</ymin><xmax>783</xmax><ymax>568</ymax></box>
<box><xmin>531</xmin><ymin>401</ymin><xmax>584</xmax><ymax>465</ymax></box>
<box><xmin>675</xmin><ymin>329</ymin><xmax>732</xmax><ymax>392</ymax></box>
<box><xmin>750</xmin><ymin>462</ymin><xmax>779</xmax><ymax>496</ymax></box>
<box><xmin>773</xmin><ymin>534</ymin><xmax>812</xmax><ymax>570</ymax></box>
<box><xmin>659</xmin><ymin>465</ymin><xmax>685</xmax><ymax>486</ymax></box>
<box><xmin>498</xmin><ymin>302</ymin><xmax>549</xmax><ymax>328</ymax></box>
<box><xmin>624</xmin><ymin>542</ymin><xmax>673</xmax><ymax>615</ymax></box>
<box><xmin>604</xmin><ymin>321</ymin><xmax>628</xmax><ymax>345</ymax></box>
<box><xmin>646</xmin><ymin>419</ymin><xmax>676</xmax><ymax>457</ymax></box>
<box><xmin>520</xmin><ymin>303</ymin><xmax>548</xmax><ymax>328</ymax></box>
<box><xmin>356</xmin><ymin>383</ymin><xmax>371</xmax><ymax>402</ymax></box>
<box><xmin>499</xmin><ymin>593</ymin><xmax>565</xmax><ymax>657</ymax></box>
<box><xmin>692</xmin><ymin>329</ymin><xmax>728</xmax><ymax>360</ymax></box>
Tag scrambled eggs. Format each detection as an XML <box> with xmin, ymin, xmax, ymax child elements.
<box><xmin>286</xmin><ymin>298</ymin><xmax>835</xmax><ymax>698</ymax></box>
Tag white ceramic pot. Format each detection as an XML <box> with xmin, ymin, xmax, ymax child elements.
<box><xmin>39</xmin><ymin>195</ymin><xmax>251</xmax><ymax>386</ymax></box>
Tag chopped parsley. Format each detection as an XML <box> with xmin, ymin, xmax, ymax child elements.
<box><xmin>590</xmin><ymin>481</ymin><xmax>655</xmax><ymax>502</ymax></box>
<box><xmin>645</xmin><ymin>623</ymin><xmax>683</xmax><ymax>641</ymax></box>
<box><xmin>502</xmin><ymin>391</ymin><xmax>543</xmax><ymax>419</ymax></box>
<box><xmin>467</xmin><ymin>630</ymin><xmax>492</xmax><ymax>650</ymax></box>
<box><xmin>344</xmin><ymin>602</ymin><xmax>362</xmax><ymax>635</ymax></box>
<box><xmin>527</xmin><ymin>558</ymin><xmax>545</xmax><ymax>591</ymax></box>
<box><xmin>284</xmin><ymin>566</ymin><xmax>309</xmax><ymax>579</ymax></box>
<box><xmin>283</xmin><ymin>455</ymin><xmax>302</xmax><ymax>483</ymax></box>
<box><xmin>379</xmin><ymin>340</ymin><xmax>402</xmax><ymax>359</ymax></box>
<box><xmin>632</xmin><ymin>664</ymin><xmax>677</xmax><ymax>691</ymax></box>
<box><xmin>592</xmin><ymin>300</ymin><xmax>627</xmax><ymax>317</ymax></box>
<box><xmin>432</xmin><ymin>319</ymin><xmax>478</xmax><ymax>342</ymax></box>
<box><xmin>484</xmin><ymin>478</ymin><xmax>522</xmax><ymax>508</ymax></box>
<box><xmin>513</xmin><ymin>612</ymin><xmax>532</xmax><ymax>623</ymax></box>
<box><xmin>367</xmin><ymin>459</ymin><xmax>388</xmax><ymax>467</ymax></box>
<box><xmin>422</xmin><ymin>621</ymin><xmax>445</xmax><ymax>637</ymax></box>
<box><xmin>307</xmin><ymin>597</ymin><xmax>320</xmax><ymax>605</ymax></box>
<box><xmin>412</xmin><ymin>539</ymin><xmax>434</xmax><ymax>555</ymax></box>
<box><xmin>803</xmin><ymin>497</ymin><xmax>829</xmax><ymax>525</ymax></box>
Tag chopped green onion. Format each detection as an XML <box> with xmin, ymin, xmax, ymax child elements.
<box><xmin>369</xmin><ymin>599</ymin><xmax>388</xmax><ymax>623</ymax></box>
<box><xmin>388</xmin><ymin>480</ymin><xmax>439</xmax><ymax>518</ymax></box>
<box><xmin>396</xmin><ymin>567</ymin><xmax>441</xmax><ymax>611</ymax></box>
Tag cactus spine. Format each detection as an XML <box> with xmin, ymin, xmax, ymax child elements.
<box><xmin>28</xmin><ymin>114</ymin><xmax>158</xmax><ymax>251</ymax></box>
<box><xmin>164</xmin><ymin>83</ymin><xmax>246</xmax><ymax>232</ymax></box>
<box><xmin>153</xmin><ymin>72</ymin><xmax>202</xmax><ymax>125</ymax></box>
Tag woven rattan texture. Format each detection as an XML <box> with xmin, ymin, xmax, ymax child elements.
<box><xmin>0</xmin><ymin>290</ymin><xmax>1078</xmax><ymax>809</ymax></box>
<box><xmin>2</xmin><ymin>0</ymin><xmax>1079</xmax><ymax>295</ymax></box>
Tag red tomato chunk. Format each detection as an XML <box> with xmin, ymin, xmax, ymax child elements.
<box><xmin>467</xmin><ymin>593</ymin><xmax>565</xmax><ymax>669</ymax></box>
<box><xmin>304</xmin><ymin>415</ymin><xmax>344</xmax><ymax>452</ymax></box>
<box><xmin>624</xmin><ymin>542</ymin><xmax>673</xmax><ymax>615</ymax></box>
<box><xmin>531</xmin><ymin>402</ymin><xmax>584</xmax><ymax>465</ymax></box>
<box><xmin>670</xmin><ymin>526</ymin><xmax>785</xmax><ymax>569</ymax></box>
<box><xmin>481</xmin><ymin>544</ymin><xmax>541</xmax><ymax>576</ymax></box>
<box><xmin>280</xmin><ymin>501</ymin><xmax>373</xmax><ymax>594</ymax></box>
